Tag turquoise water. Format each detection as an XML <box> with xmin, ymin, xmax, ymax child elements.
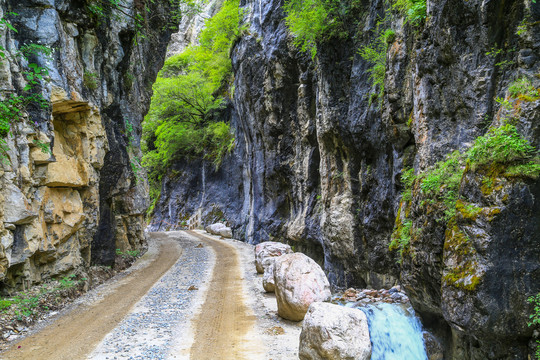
<box><xmin>359</xmin><ymin>303</ymin><xmax>428</xmax><ymax>360</ymax></box>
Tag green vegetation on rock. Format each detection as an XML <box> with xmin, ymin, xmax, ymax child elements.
<box><xmin>390</xmin><ymin>119</ymin><xmax>539</xmax><ymax>281</ymax></box>
<box><xmin>529</xmin><ymin>293</ymin><xmax>540</xmax><ymax>359</ymax></box>
<box><xmin>392</xmin><ymin>0</ymin><xmax>427</xmax><ymax>24</ymax></box>
<box><xmin>358</xmin><ymin>25</ymin><xmax>395</xmax><ymax>105</ymax></box>
<box><xmin>142</xmin><ymin>0</ymin><xmax>244</xmax><ymax>216</ymax></box>
<box><xmin>283</xmin><ymin>0</ymin><xmax>343</xmax><ymax>58</ymax></box>
<box><xmin>0</xmin><ymin>13</ymin><xmax>52</xmax><ymax>160</ymax></box>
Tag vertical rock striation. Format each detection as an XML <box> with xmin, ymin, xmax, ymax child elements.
<box><xmin>0</xmin><ymin>0</ymin><xmax>176</xmax><ymax>287</ymax></box>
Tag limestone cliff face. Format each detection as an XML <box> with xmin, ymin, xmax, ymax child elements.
<box><xmin>0</xmin><ymin>0</ymin><xmax>174</xmax><ymax>288</ymax></box>
<box><xmin>151</xmin><ymin>0</ymin><xmax>540</xmax><ymax>358</ymax></box>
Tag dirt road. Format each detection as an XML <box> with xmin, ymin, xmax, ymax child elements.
<box><xmin>187</xmin><ymin>231</ymin><xmax>265</xmax><ymax>360</ymax></box>
<box><xmin>1</xmin><ymin>233</ymin><xmax>182</xmax><ymax>360</ymax></box>
<box><xmin>0</xmin><ymin>231</ymin><xmax>298</xmax><ymax>359</ymax></box>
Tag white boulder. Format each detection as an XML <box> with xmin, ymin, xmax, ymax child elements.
<box><xmin>299</xmin><ymin>302</ymin><xmax>371</xmax><ymax>360</ymax></box>
<box><xmin>205</xmin><ymin>223</ymin><xmax>226</xmax><ymax>235</ymax></box>
<box><xmin>254</xmin><ymin>241</ymin><xmax>293</xmax><ymax>274</ymax></box>
<box><xmin>273</xmin><ymin>253</ymin><xmax>331</xmax><ymax>321</ymax></box>
<box><xmin>218</xmin><ymin>227</ymin><xmax>232</xmax><ymax>238</ymax></box>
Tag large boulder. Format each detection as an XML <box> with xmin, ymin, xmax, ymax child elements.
<box><xmin>254</xmin><ymin>241</ymin><xmax>293</xmax><ymax>274</ymax></box>
<box><xmin>299</xmin><ymin>302</ymin><xmax>371</xmax><ymax>360</ymax></box>
<box><xmin>273</xmin><ymin>253</ymin><xmax>331</xmax><ymax>321</ymax></box>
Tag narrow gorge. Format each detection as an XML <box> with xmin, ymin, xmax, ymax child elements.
<box><xmin>0</xmin><ymin>0</ymin><xmax>538</xmax><ymax>359</ymax></box>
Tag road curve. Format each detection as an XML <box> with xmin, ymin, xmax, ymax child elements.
<box><xmin>1</xmin><ymin>233</ymin><xmax>182</xmax><ymax>360</ymax></box>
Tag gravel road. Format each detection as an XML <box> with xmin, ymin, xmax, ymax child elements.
<box><xmin>0</xmin><ymin>231</ymin><xmax>301</xmax><ymax>360</ymax></box>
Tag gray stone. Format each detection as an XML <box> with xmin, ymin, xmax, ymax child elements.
<box><xmin>254</xmin><ymin>241</ymin><xmax>293</xmax><ymax>274</ymax></box>
<box><xmin>3</xmin><ymin>184</ymin><xmax>37</xmax><ymax>225</ymax></box>
<box><xmin>299</xmin><ymin>302</ymin><xmax>371</xmax><ymax>360</ymax></box>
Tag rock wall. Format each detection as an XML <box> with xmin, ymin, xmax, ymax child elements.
<box><xmin>150</xmin><ymin>0</ymin><xmax>540</xmax><ymax>358</ymax></box>
<box><xmin>0</xmin><ymin>0</ymin><xmax>175</xmax><ymax>288</ymax></box>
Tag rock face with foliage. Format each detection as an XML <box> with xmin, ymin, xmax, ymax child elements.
<box><xmin>148</xmin><ymin>0</ymin><xmax>539</xmax><ymax>357</ymax></box>
<box><xmin>0</xmin><ymin>0</ymin><xmax>176</xmax><ymax>288</ymax></box>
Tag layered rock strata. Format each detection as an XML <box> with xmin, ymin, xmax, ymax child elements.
<box><xmin>0</xmin><ymin>0</ymin><xmax>175</xmax><ymax>287</ymax></box>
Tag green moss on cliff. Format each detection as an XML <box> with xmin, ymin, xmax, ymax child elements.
<box><xmin>442</xmin><ymin>222</ymin><xmax>482</xmax><ymax>291</ymax></box>
<box><xmin>391</xmin><ymin>122</ymin><xmax>539</xmax><ymax>281</ymax></box>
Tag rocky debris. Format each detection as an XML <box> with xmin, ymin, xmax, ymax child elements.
<box><xmin>262</xmin><ymin>258</ymin><xmax>276</xmax><ymax>292</ymax></box>
<box><xmin>254</xmin><ymin>241</ymin><xmax>293</xmax><ymax>274</ymax></box>
<box><xmin>273</xmin><ymin>253</ymin><xmax>331</xmax><ymax>321</ymax></box>
<box><xmin>205</xmin><ymin>223</ymin><xmax>232</xmax><ymax>238</ymax></box>
<box><xmin>266</xmin><ymin>326</ymin><xmax>285</xmax><ymax>335</ymax></box>
<box><xmin>299</xmin><ymin>302</ymin><xmax>371</xmax><ymax>360</ymax></box>
<box><xmin>333</xmin><ymin>286</ymin><xmax>409</xmax><ymax>306</ymax></box>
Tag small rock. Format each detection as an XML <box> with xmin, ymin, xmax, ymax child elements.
<box><xmin>267</xmin><ymin>326</ymin><xmax>285</xmax><ymax>335</ymax></box>
<box><xmin>187</xmin><ymin>285</ymin><xmax>198</xmax><ymax>291</ymax></box>
<box><xmin>262</xmin><ymin>258</ymin><xmax>276</xmax><ymax>292</ymax></box>
<box><xmin>205</xmin><ymin>223</ymin><xmax>227</xmax><ymax>235</ymax></box>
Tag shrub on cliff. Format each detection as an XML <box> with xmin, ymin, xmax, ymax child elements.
<box><xmin>283</xmin><ymin>0</ymin><xmax>358</xmax><ymax>58</ymax></box>
<box><xmin>391</xmin><ymin>123</ymin><xmax>540</xmax><ymax>263</ymax></box>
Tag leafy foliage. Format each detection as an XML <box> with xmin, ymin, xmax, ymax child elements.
<box><xmin>508</xmin><ymin>77</ymin><xmax>540</xmax><ymax>100</ymax></box>
<box><xmin>143</xmin><ymin>0</ymin><xmax>243</xmax><ymax>215</ymax></box>
<box><xmin>358</xmin><ymin>23</ymin><xmax>394</xmax><ymax>106</ymax></box>
<box><xmin>83</xmin><ymin>71</ymin><xmax>99</xmax><ymax>90</ymax></box>
<box><xmin>283</xmin><ymin>0</ymin><xmax>345</xmax><ymax>58</ymax></box>
<box><xmin>468</xmin><ymin>124</ymin><xmax>537</xmax><ymax>169</ymax></box>
<box><xmin>393</xmin><ymin>0</ymin><xmax>427</xmax><ymax>24</ymax></box>
<box><xmin>529</xmin><ymin>293</ymin><xmax>540</xmax><ymax>360</ymax></box>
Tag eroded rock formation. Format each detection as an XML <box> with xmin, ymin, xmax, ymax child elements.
<box><xmin>0</xmin><ymin>0</ymin><xmax>175</xmax><ymax>288</ymax></box>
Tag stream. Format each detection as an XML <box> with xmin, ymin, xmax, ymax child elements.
<box><xmin>353</xmin><ymin>302</ymin><xmax>429</xmax><ymax>360</ymax></box>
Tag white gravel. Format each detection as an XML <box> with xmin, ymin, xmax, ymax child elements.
<box><xmin>90</xmin><ymin>230</ymin><xmax>301</xmax><ymax>359</ymax></box>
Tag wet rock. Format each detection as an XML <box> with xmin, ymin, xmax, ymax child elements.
<box><xmin>273</xmin><ymin>253</ymin><xmax>331</xmax><ymax>321</ymax></box>
<box><xmin>299</xmin><ymin>302</ymin><xmax>371</xmax><ymax>360</ymax></box>
<box><xmin>254</xmin><ymin>241</ymin><xmax>293</xmax><ymax>274</ymax></box>
<box><xmin>423</xmin><ymin>331</ymin><xmax>444</xmax><ymax>360</ymax></box>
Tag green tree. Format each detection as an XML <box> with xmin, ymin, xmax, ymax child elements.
<box><xmin>142</xmin><ymin>0</ymin><xmax>243</xmax><ymax>215</ymax></box>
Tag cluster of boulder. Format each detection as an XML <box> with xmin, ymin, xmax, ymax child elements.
<box><xmin>334</xmin><ymin>286</ymin><xmax>409</xmax><ymax>306</ymax></box>
<box><xmin>254</xmin><ymin>242</ymin><xmax>372</xmax><ymax>360</ymax></box>
<box><xmin>255</xmin><ymin>242</ymin><xmax>331</xmax><ymax>321</ymax></box>
<box><xmin>204</xmin><ymin>223</ymin><xmax>232</xmax><ymax>238</ymax></box>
